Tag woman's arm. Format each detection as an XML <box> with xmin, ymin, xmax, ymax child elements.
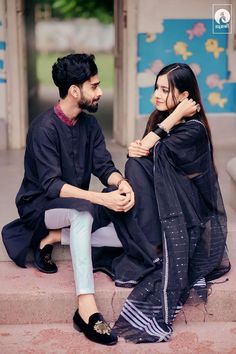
<box><xmin>142</xmin><ymin>98</ymin><xmax>198</xmax><ymax>149</ymax></box>
<box><xmin>128</xmin><ymin>98</ymin><xmax>198</xmax><ymax>156</ymax></box>
<box><xmin>141</xmin><ymin>109</ymin><xmax>183</xmax><ymax>149</ymax></box>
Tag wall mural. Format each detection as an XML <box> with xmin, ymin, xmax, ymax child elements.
<box><xmin>137</xmin><ymin>19</ymin><xmax>236</xmax><ymax>115</ymax></box>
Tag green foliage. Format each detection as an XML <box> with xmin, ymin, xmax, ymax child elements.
<box><xmin>35</xmin><ymin>0</ymin><xmax>114</xmax><ymax>23</ymax></box>
<box><xmin>37</xmin><ymin>52</ymin><xmax>114</xmax><ymax>88</ymax></box>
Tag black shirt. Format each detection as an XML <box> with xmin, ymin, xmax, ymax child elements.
<box><xmin>16</xmin><ymin>107</ymin><xmax>119</xmax><ymax>226</ymax></box>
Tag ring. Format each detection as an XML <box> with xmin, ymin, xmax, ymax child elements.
<box><xmin>196</xmin><ymin>104</ymin><xmax>201</xmax><ymax>112</ymax></box>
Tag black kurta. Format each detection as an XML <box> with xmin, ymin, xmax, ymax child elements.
<box><xmin>2</xmin><ymin>107</ymin><xmax>119</xmax><ymax>266</ymax></box>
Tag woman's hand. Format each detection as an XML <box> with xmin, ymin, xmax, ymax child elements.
<box><xmin>128</xmin><ymin>140</ymin><xmax>150</xmax><ymax>158</ymax></box>
<box><xmin>174</xmin><ymin>98</ymin><xmax>199</xmax><ymax>118</ymax></box>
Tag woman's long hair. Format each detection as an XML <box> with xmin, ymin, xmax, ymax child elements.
<box><xmin>144</xmin><ymin>63</ymin><xmax>213</xmax><ymax>151</ymax></box>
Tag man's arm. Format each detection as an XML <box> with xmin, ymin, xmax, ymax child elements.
<box><xmin>34</xmin><ymin>120</ymin><xmax>134</xmax><ymax>212</ymax></box>
<box><xmin>90</xmin><ymin>119</ymin><xmax>135</xmax><ymax>211</ymax></box>
<box><xmin>107</xmin><ymin>171</ymin><xmax>125</xmax><ymax>188</ymax></box>
<box><xmin>91</xmin><ymin>121</ymin><xmax>120</xmax><ymax>186</ymax></box>
<box><xmin>107</xmin><ymin>172</ymin><xmax>135</xmax><ymax>212</ymax></box>
<box><xmin>60</xmin><ymin>171</ymin><xmax>135</xmax><ymax>213</ymax></box>
<box><xmin>60</xmin><ymin>182</ymin><xmax>134</xmax><ymax>212</ymax></box>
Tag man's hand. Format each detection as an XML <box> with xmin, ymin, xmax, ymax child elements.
<box><xmin>60</xmin><ymin>175</ymin><xmax>134</xmax><ymax>212</ymax></box>
<box><xmin>128</xmin><ymin>139</ymin><xmax>150</xmax><ymax>158</ymax></box>
<box><xmin>117</xmin><ymin>180</ymin><xmax>135</xmax><ymax>212</ymax></box>
<box><xmin>102</xmin><ymin>187</ymin><xmax>134</xmax><ymax>212</ymax></box>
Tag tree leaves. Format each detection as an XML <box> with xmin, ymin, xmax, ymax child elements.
<box><xmin>36</xmin><ymin>0</ymin><xmax>113</xmax><ymax>23</ymax></box>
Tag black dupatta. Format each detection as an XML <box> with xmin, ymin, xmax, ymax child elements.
<box><xmin>102</xmin><ymin>119</ymin><xmax>230</xmax><ymax>343</ymax></box>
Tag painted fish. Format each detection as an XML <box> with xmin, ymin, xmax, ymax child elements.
<box><xmin>146</xmin><ymin>33</ymin><xmax>156</xmax><ymax>43</ymax></box>
<box><xmin>206</xmin><ymin>74</ymin><xmax>226</xmax><ymax>89</ymax></box>
<box><xmin>205</xmin><ymin>39</ymin><xmax>224</xmax><ymax>59</ymax></box>
<box><xmin>174</xmin><ymin>41</ymin><xmax>192</xmax><ymax>60</ymax></box>
<box><xmin>189</xmin><ymin>63</ymin><xmax>201</xmax><ymax>76</ymax></box>
<box><xmin>186</xmin><ymin>22</ymin><xmax>206</xmax><ymax>40</ymax></box>
<box><xmin>208</xmin><ymin>92</ymin><xmax>228</xmax><ymax>108</ymax></box>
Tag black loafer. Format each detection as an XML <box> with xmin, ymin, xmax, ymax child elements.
<box><xmin>73</xmin><ymin>310</ymin><xmax>118</xmax><ymax>346</ymax></box>
<box><xmin>34</xmin><ymin>244</ymin><xmax>58</xmax><ymax>274</ymax></box>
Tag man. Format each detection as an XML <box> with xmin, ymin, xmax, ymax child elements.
<box><xmin>2</xmin><ymin>53</ymin><xmax>134</xmax><ymax>346</ymax></box>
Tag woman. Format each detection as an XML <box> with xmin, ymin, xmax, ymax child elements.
<box><xmin>103</xmin><ymin>63</ymin><xmax>230</xmax><ymax>343</ymax></box>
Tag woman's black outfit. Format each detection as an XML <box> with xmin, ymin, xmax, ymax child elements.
<box><xmin>97</xmin><ymin>118</ymin><xmax>230</xmax><ymax>343</ymax></box>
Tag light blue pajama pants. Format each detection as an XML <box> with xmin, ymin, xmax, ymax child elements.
<box><xmin>44</xmin><ymin>208</ymin><xmax>121</xmax><ymax>296</ymax></box>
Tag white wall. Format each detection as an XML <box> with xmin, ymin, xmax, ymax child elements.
<box><xmin>137</xmin><ymin>0</ymin><xmax>227</xmax><ymax>29</ymax></box>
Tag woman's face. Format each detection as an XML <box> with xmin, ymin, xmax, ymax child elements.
<box><xmin>154</xmin><ymin>74</ymin><xmax>180</xmax><ymax>111</ymax></box>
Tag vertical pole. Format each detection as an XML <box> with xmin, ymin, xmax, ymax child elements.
<box><xmin>0</xmin><ymin>0</ymin><xmax>8</xmax><ymax>149</ymax></box>
<box><xmin>6</xmin><ymin>0</ymin><xmax>28</xmax><ymax>149</ymax></box>
<box><xmin>114</xmin><ymin>0</ymin><xmax>137</xmax><ymax>146</ymax></box>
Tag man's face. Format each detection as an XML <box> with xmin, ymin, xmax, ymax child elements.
<box><xmin>78</xmin><ymin>75</ymin><xmax>103</xmax><ymax>112</ymax></box>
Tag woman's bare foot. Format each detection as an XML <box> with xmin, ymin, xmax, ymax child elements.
<box><xmin>39</xmin><ymin>229</ymin><xmax>61</xmax><ymax>249</ymax></box>
<box><xmin>78</xmin><ymin>294</ymin><xmax>99</xmax><ymax>324</ymax></box>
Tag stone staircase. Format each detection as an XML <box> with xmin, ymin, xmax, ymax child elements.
<box><xmin>0</xmin><ymin>259</ymin><xmax>236</xmax><ymax>353</ymax></box>
<box><xmin>1</xmin><ymin>138</ymin><xmax>236</xmax><ymax>353</ymax></box>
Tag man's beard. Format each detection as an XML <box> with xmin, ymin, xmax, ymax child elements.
<box><xmin>79</xmin><ymin>97</ymin><xmax>99</xmax><ymax>113</ymax></box>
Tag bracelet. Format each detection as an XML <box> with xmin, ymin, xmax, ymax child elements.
<box><xmin>158</xmin><ymin>123</ymin><xmax>169</xmax><ymax>134</ymax></box>
<box><xmin>116</xmin><ymin>178</ymin><xmax>129</xmax><ymax>188</ymax></box>
<box><xmin>153</xmin><ymin>124</ymin><xmax>169</xmax><ymax>138</ymax></box>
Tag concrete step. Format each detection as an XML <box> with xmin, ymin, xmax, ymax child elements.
<box><xmin>1</xmin><ymin>228</ymin><xmax>236</xmax><ymax>263</ymax></box>
<box><xmin>0</xmin><ymin>260</ymin><xmax>234</xmax><ymax>325</ymax></box>
<box><xmin>1</xmin><ymin>321</ymin><xmax>236</xmax><ymax>353</ymax></box>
